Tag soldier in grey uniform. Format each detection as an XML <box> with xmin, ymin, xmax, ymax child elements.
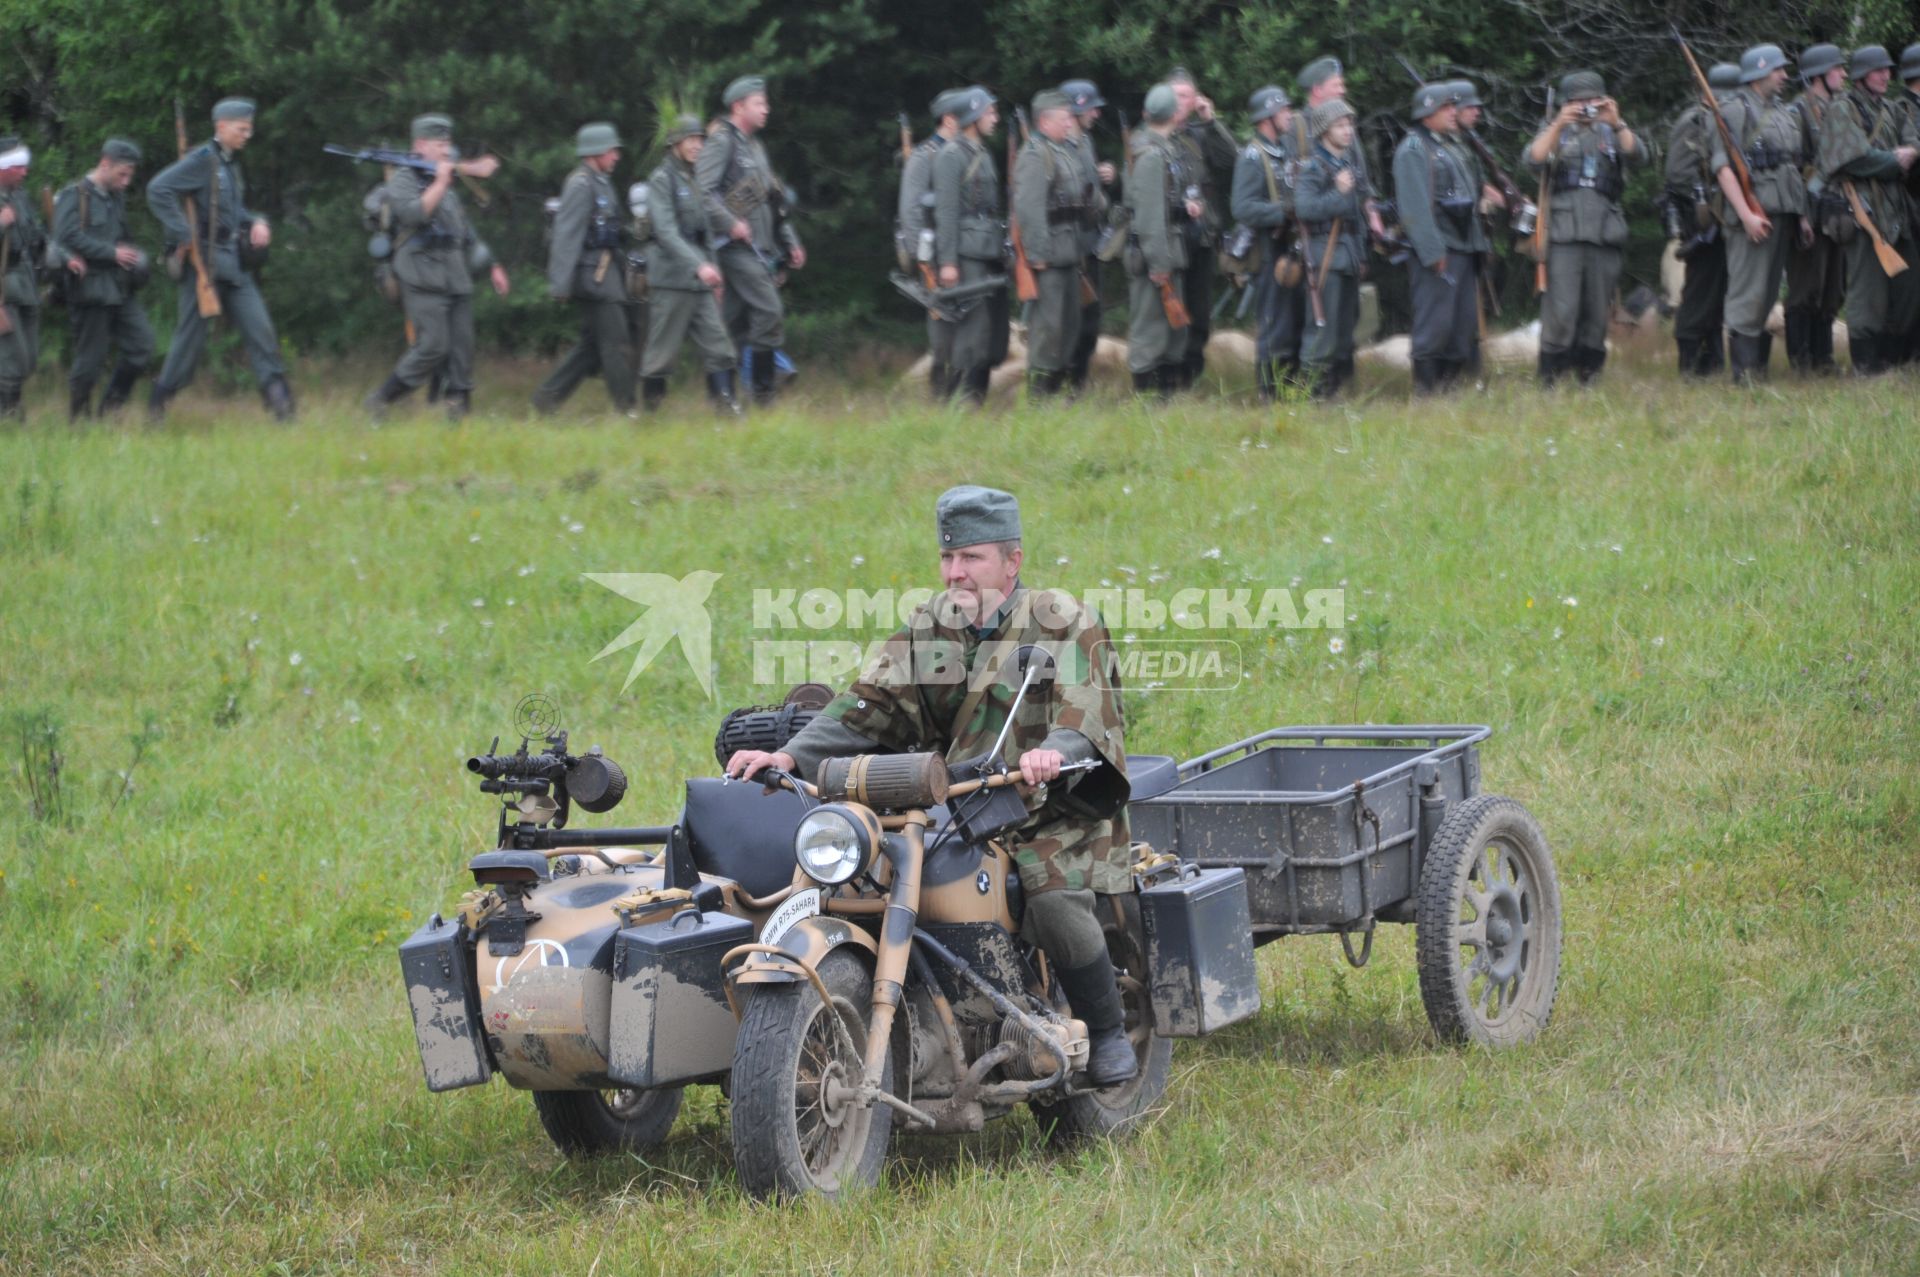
<box><xmin>1059</xmin><ymin>80</ymin><xmax>1115</xmax><ymax>394</ymax></box>
<box><xmin>698</xmin><ymin>76</ymin><xmax>805</xmax><ymax>408</ymax></box>
<box><xmin>1816</xmin><ymin>45</ymin><xmax>1920</xmax><ymax>375</ymax></box>
<box><xmin>1230</xmin><ymin>86</ymin><xmax>1300</xmax><ymax>401</ymax></box>
<box><xmin>145</xmin><ymin>99</ymin><xmax>293</xmax><ymax>423</ymax></box>
<box><xmin>1125</xmin><ymin>85</ymin><xmax>1191</xmax><ymax>396</ymax></box>
<box><xmin>1393</xmin><ymin>83</ymin><xmax>1481</xmax><ymax>393</ymax></box>
<box><xmin>52</xmin><ymin>138</ymin><xmax>156</xmax><ymax>420</ymax></box>
<box><xmin>932</xmin><ymin>86</ymin><xmax>1008</xmax><ymax>406</ymax></box>
<box><xmin>1896</xmin><ymin>43</ymin><xmax>1920</xmax><ymax>363</ymax></box>
<box><xmin>1013</xmin><ymin>90</ymin><xmax>1095</xmax><ymax>398</ymax></box>
<box><xmin>1166</xmin><ymin>68</ymin><xmax>1238</xmax><ymax>389</ymax></box>
<box><xmin>1525</xmin><ymin>71</ymin><xmax>1646</xmax><ymax>385</ymax></box>
<box><xmin>533</xmin><ymin>122</ymin><xmax>635</xmax><ymax>414</ymax></box>
<box><xmin>1785</xmin><ymin>45</ymin><xmax>1848</xmax><ymax>374</ymax></box>
<box><xmin>900</xmin><ymin>89</ymin><xmax>964</xmax><ymax>399</ymax></box>
<box><xmin>638</xmin><ymin>116</ymin><xmax>741</xmax><ymax>415</ymax></box>
<box><xmin>0</xmin><ymin>138</ymin><xmax>46</xmax><ymax>420</ymax></box>
<box><xmin>363</xmin><ymin>115</ymin><xmax>509</xmax><ymax>419</ymax></box>
<box><xmin>1293</xmin><ymin>100</ymin><xmax>1369</xmax><ymax>398</ymax></box>
<box><xmin>1666</xmin><ymin>62</ymin><xmax>1742</xmax><ymax>377</ymax></box>
<box><xmin>1713</xmin><ymin>45</ymin><xmax>1807</xmax><ymax>383</ymax></box>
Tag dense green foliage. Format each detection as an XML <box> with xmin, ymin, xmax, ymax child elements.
<box><xmin>4</xmin><ymin>0</ymin><xmax>1917</xmax><ymax>356</ymax></box>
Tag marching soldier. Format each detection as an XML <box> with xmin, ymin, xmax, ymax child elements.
<box><xmin>1393</xmin><ymin>83</ymin><xmax>1482</xmax><ymax>393</ymax></box>
<box><xmin>637</xmin><ymin>116</ymin><xmax>742</xmax><ymax>415</ymax></box>
<box><xmin>1124</xmin><ymin>85</ymin><xmax>1191</xmax><ymax>396</ymax></box>
<box><xmin>900</xmin><ymin>89</ymin><xmax>963</xmax><ymax>399</ymax></box>
<box><xmin>1166</xmin><ymin>68</ymin><xmax>1238</xmax><ymax>389</ymax></box>
<box><xmin>1293</xmin><ymin>100</ymin><xmax>1370</xmax><ymax>398</ymax></box>
<box><xmin>932</xmin><ymin>86</ymin><xmax>1008</xmax><ymax>407</ymax></box>
<box><xmin>698</xmin><ymin>76</ymin><xmax>805</xmax><ymax>408</ymax></box>
<box><xmin>1666</xmin><ymin>62</ymin><xmax>1742</xmax><ymax>377</ymax></box>
<box><xmin>1713</xmin><ymin>44</ymin><xmax>1808</xmax><ymax>383</ymax></box>
<box><xmin>1013</xmin><ymin>90</ymin><xmax>1095</xmax><ymax>399</ymax></box>
<box><xmin>1229</xmin><ymin>86</ymin><xmax>1299</xmax><ymax>400</ymax></box>
<box><xmin>1785</xmin><ymin>45</ymin><xmax>1847</xmax><ymax>375</ymax></box>
<box><xmin>146</xmin><ymin>99</ymin><xmax>293</xmax><ymax>423</ymax></box>
<box><xmin>533</xmin><ymin>122</ymin><xmax>635</xmax><ymax>414</ymax></box>
<box><xmin>363</xmin><ymin>115</ymin><xmax>508</xmax><ymax>420</ymax></box>
<box><xmin>1816</xmin><ymin>45</ymin><xmax>1920</xmax><ymax>375</ymax></box>
<box><xmin>1525</xmin><ymin>71</ymin><xmax>1646</xmax><ymax>385</ymax></box>
<box><xmin>1060</xmin><ymin>79</ymin><xmax>1115</xmax><ymax>395</ymax></box>
<box><xmin>53</xmin><ymin>138</ymin><xmax>156</xmax><ymax>420</ymax></box>
<box><xmin>0</xmin><ymin>138</ymin><xmax>49</xmax><ymax>420</ymax></box>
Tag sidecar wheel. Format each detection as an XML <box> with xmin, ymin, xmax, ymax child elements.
<box><xmin>730</xmin><ymin>949</ymin><xmax>894</xmax><ymax>1200</ymax></box>
<box><xmin>1415</xmin><ymin>794</ymin><xmax>1562</xmax><ymax>1047</ymax></box>
<box><xmin>1034</xmin><ymin>896</ymin><xmax>1172</xmax><ymax>1147</ymax></box>
<box><xmin>531</xmin><ymin>1085</ymin><xmax>683</xmax><ymax>1158</ymax></box>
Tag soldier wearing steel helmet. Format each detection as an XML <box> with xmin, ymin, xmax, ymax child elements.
<box><xmin>901</xmin><ymin>89</ymin><xmax>965</xmax><ymax>399</ymax></box>
<box><xmin>1165</xmin><ymin>66</ymin><xmax>1238</xmax><ymax>390</ymax></box>
<box><xmin>1895</xmin><ymin>42</ymin><xmax>1920</xmax><ymax>363</ymax></box>
<box><xmin>638</xmin><ymin>116</ymin><xmax>742</xmax><ymax>416</ymax></box>
<box><xmin>533</xmin><ymin>122</ymin><xmax>635</xmax><ymax>414</ymax></box>
<box><xmin>1712</xmin><ymin>43</ymin><xmax>1808</xmax><ymax>383</ymax></box>
<box><xmin>1393</xmin><ymin>82</ymin><xmax>1481</xmax><ymax>393</ymax></box>
<box><xmin>1293</xmin><ymin>99</ymin><xmax>1370</xmax><ymax>398</ymax></box>
<box><xmin>1013</xmin><ymin>89</ymin><xmax>1096</xmax><ymax>399</ymax></box>
<box><xmin>1124</xmin><ymin>84</ymin><xmax>1192</xmax><ymax>396</ymax></box>
<box><xmin>932</xmin><ymin>86</ymin><xmax>1009</xmax><ymax>406</ymax></box>
<box><xmin>1059</xmin><ymin>79</ymin><xmax>1115</xmax><ymax>394</ymax></box>
<box><xmin>1785</xmin><ymin>45</ymin><xmax>1847</xmax><ymax>375</ymax></box>
<box><xmin>1229</xmin><ymin>84</ymin><xmax>1300</xmax><ymax>400</ymax></box>
<box><xmin>1667</xmin><ymin>62</ymin><xmax>1742</xmax><ymax>377</ymax></box>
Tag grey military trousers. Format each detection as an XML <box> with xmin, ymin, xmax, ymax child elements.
<box><xmin>0</xmin><ymin>302</ymin><xmax>42</xmax><ymax>393</ymax></box>
<box><xmin>1723</xmin><ymin>223</ymin><xmax>1794</xmax><ymax>337</ymax></box>
<box><xmin>1408</xmin><ymin>253</ymin><xmax>1479</xmax><ymax>363</ymax></box>
<box><xmin>1126</xmin><ymin>268</ymin><xmax>1188</xmax><ymax>373</ymax></box>
<box><xmin>1025</xmin><ymin>264</ymin><xmax>1081</xmax><ymax>374</ymax></box>
<box><xmin>1841</xmin><ymin>231</ymin><xmax>1917</xmax><ymax>339</ymax></box>
<box><xmin>1540</xmin><ymin>242</ymin><xmax>1619</xmax><ymax>355</ymax></box>
<box><xmin>69</xmin><ymin>301</ymin><xmax>156</xmax><ymax>392</ymax></box>
<box><xmin>393</xmin><ymin>288</ymin><xmax>474</xmax><ymax>393</ymax></box>
<box><xmin>154</xmin><ymin>273</ymin><xmax>286</xmax><ymax>393</ymax></box>
<box><xmin>717</xmin><ymin>242</ymin><xmax>784</xmax><ymax>350</ymax></box>
<box><xmin>1301</xmin><ymin>270</ymin><xmax>1360</xmax><ymax>369</ymax></box>
<box><xmin>953</xmin><ymin>257</ymin><xmax>1009</xmax><ymax>372</ymax></box>
<box><xmin>642</xmin><ymin>287</ymin><xmax>736</xmax><ymax>377</ymax></box>
<box><xmin>1069</xmin><ymin>254</ymin><xmax>1104</xmax><ymax>385</ymax></box>
<box><xmin>533</xmin><ymin>297</ymin><xmax>637</xmax><ymax>412</ymax></box>
<box><xmin>1785</xmin><ymin>227</ymin><xmax>1844</xmax><ymax>317</ymax></box>
<box><xmin>1253</xmin><ymin>255</ymin><xmax>1307</xmax><ymax>378</ymax></box>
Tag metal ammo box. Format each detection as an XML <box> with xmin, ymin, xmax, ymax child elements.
<box><xmin>1138</xmin><ymin>865</ymin><xmax>1261</xmax><ymax>1037</ymax></box>
<box><xmin>399</xmin><ymin>914</ymin><xmax>492</xmax><ymax>1092</ymax></box>
<box><xmin>607</xmin><ymin>908</ymin><xmax>754</xmax><ymax>1089</ymax></box>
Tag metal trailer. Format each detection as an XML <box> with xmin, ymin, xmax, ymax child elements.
<box><xmin>1126</xmin><ymin>725</ymin><xmax>1562</xmax><ymax>1047</ymax></box>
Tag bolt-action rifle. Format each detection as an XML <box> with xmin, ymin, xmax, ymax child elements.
<box><xmin>1008</xmin><ymin>108</ymin><xmax>1039</xmax><ymax>303</ymax></box>
<box><xmin>174</xmin><ymin>97</ymin><xmax>222</xmax><ymax>318</ymax></box>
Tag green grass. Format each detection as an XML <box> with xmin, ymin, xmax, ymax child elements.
<box><xmin>4</xmin><ymin>354</ymin><xmax>1919</xmax><ymax>1274</ymax></box>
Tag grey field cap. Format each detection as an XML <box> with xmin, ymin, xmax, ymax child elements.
<box><xmin>930</xmin><ymin>87</ymin><xmax>963</xmax><ymax>119</ymax></box>
<box><xmin>1143</xmin><ymin>84</ymin><xmax>1178</xmax><ymax>123</ymax></box>
<box><xmin>1298</xmin><ymin>56</ymin><xmax>1343</xmax><ymax>91</ymax></box>
<box><xmin>102</xmin><ymin>138</ymin><xmax>142</xmax><ymax>164</ymax></box>
<box><xmin>1248</xmin><ymin>85</ymin><xmax>1290</xmax><ymax>123</ymax></box>
<box><xmin>937</xmin><ymin>485</ymin><xmax>1021</xmax><ymax>548</ymax></box>
<box><xmin>1850</xmin><ymin>45</ymin><xmax>1894</xmax><ymax>75</ymax></box>
<box><xmin>411</xmin><ymin>113</ymin><xmax>454</xmax><ymax>141</ymax></box>
<box><xmin>1411</xmin><ymin>83</ymin><xmax>1452</xmax><ymax>121</ymax></box>
<box><xmin>575</xmin><ymin>122</ymin><xmax>622</xmax><ymax>156</ymax></box>
<box><xmin>1708</xmin><ymin>63</ymin><xmax>1742</xmax><ymax>90</ymax></box>
<box><xmin>1797</xmin><ymin>44</ymin><xmax>1844</xmax><ymax>80</ymax></box>
<box><xmin>1740</xmin><ymin>44</ymin><xmax>1789</xmax><ymax>83</ymax></box>
<box><xmin>212</xmin><ymin>97</ymin><xmax>256</xmax><ymax>122</ymax></box>
<box><xmin>1559</xmin><ymin>70</ymin><xmax>1606</xmax><ymax>100</ymax></box>
<box><xmin>723</xmin><ymin>75</ymin><xmax>767</xmax><ymax>106</ymax></box>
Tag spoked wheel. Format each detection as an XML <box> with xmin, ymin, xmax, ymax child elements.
<box><xmin>730</xmin><ymin>949</ymin><xmax>893</xmax><ymax>1200</ymax></box>
<box><xmin>531</xmin><ymin>1085</ymin><xmax>683</xmax><ymax>1157</ymax></box>
<box><xmin>1415</xmin><ymin>794</ymin><xmax>1562</xmax><ymax>1047</ymax></box>
<box><xmin>1035</xmin><ymin>894</ymin><xmax>1172</xmax><ymax>1146</ymax></box>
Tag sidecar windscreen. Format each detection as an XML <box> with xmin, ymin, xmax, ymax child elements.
<box><xmin>682</xmin><ymin>778</ymin><xmax>808</xmax><ymax>898</ymax></box>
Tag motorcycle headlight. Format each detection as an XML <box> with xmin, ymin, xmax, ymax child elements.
<box><xmin>793</xmin><ymin>803</ymin><xmax>877</xmax><ymax>886</ymax></box>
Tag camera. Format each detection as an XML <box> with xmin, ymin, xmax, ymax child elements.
<box><xmin>1580</xmin><ymin>103</ymin><xmax>1599</xmax><ymax>120</ymax></box>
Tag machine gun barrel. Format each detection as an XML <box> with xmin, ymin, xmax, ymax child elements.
<box><xmin>324</xmin><ymin>143</ymin><xmax>438</xmax><ymax>175</ymax></box>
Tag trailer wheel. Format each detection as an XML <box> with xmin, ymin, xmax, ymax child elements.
<box><xmin>1415</xmin><ymin>794</ymin><xmax>1561</xmax><ymax>1047</ymax></box>
<box><xmin>531</xmin><ymin>1085</ymin><xmax>683</xmax><ymax>1158</ymax></box>
<box><xmin>1034</xmin><ymin>896</ymin><xmax>1173</xmax><ymax>1146</ymax></box>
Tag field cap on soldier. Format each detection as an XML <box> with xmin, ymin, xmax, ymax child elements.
<box><xmin>1797</xmin><ymin>44</ymin><xmax>1843</xmax><ymax>81</ymax></box>
<box><xmin>664</xmin><ymin>115</ymin><xmax>704</xmax><ymax>146</ymax></box>
<box><xmin>1708</xmin><ymin>63</ymin><xmax>1742</xmax><ymax>90</ymax></box>
<box><xmin>955</xmin><ymin>86</ymin><xmax>995</xmax><ymax>128</ymax></box>
<box><xmin>575</xmin><ymin>122</ymin><xmax>622</xmax><ymax>156</ymax></box>
<box><xmin>411</xmin><ymin>114</ymin><xmax>454</xmax><ymax>141</ymax></box>
<box><xmin>724</xmin><ymin>75</ymin><xmax>767</xmax><ymax>106</ymax></box>
<box><xmin>1143</xmin><ymin>84</ymin><xmax>1178</xmax><ymax>124</ymax></box>
<box><xmin>1060</xmin><ymin>80</ymin><xmax>1106</xmax><ymax>114</ymax></box>
<box><xmin>1559</xmin><ymin>70</ymin><xmax>1606</xmax><ymax>100</ymax></box>
<box><xmin>1309</xmin><ymin>99</ymin><xmax>1355</xmax><ymax>138</ymax></box>
<box><xmin>212</xmin><ymin>98</ymin><xmax>256</xmax><ymax>122</ymax></box>
<box><xmin>936</xmin><ymin>485</ymin><xmax>1021</xmax><ymax>548</ymax></box>
<box><xmin>1411</xmin><ymin>83</ymin><xmax>1451</xmax><ymax>121</ymax></box>
<box><xmin>930</xmin><ymin>88</ymin><xmax>963</xmax><ymax>120</ymax></box>
<box><xmin>1248</xmin><ymin>86</ymin><xmax>1290</xmax><ymax>124</ymax></box>
<box><xmin>102</xmin><ymin>138</ymin><xmax>142</xmax><ymax>164</ymax></box>
<box><xmin>1849</xmin><ymin>45</ymin><xmax>1894</xmax><ymax>75</ymax></box>
<box><xmin>1739</xmin><ymin>45</ymin><xmax>1789</xmax><ymax>83</ymax></box>
<box><xmin>1298</xmin><ymin>57</ymin><xmax>1342</xmax><ymax>91</ymax></box>
<box><xmin>1032</xmin><ymin>88</ymin><xmax>1072</xmax><ymax>116</ymax></box>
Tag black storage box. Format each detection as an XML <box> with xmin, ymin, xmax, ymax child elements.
<box><xmin>1138</xmin><ymin>866</ymin><xmax>1261</xmax><ymax>1037</ymax></box>
<box><xmin>607</xmin><ymin>909</ymin><xmax>755</xmax><ymax>1089</ymax></box>
<box><xmin>398</xmin><ymin>915</ymin><xmax>493</xmax><ymax>1092</ymax></box>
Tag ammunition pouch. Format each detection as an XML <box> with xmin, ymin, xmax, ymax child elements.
<box><xmin>584</xmin><ymin>216</ymin><xmax>621</xmax><ymax>252</ymax></box>
<box><xmin>1438</xmin><ymin>196</ymin><xmax>1476</xmax><ymax>235</ymax></box>
<box><xmin>373</xmin><ymin>261</ymin><xmax>402</xmax><ymax>305</ymax></box>
<box><xmin>1744</xmin><ymin>140</ymin><xmax>1790</xmax><ymax>173</ymax></box>
<box><xmin>1553</xmin><ymin>167</ymin><xmax>1624</xmax><ymax>200</ymax></box>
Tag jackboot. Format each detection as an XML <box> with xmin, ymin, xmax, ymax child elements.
<box><xmin>705</xmin><ymin>370</ymin><xmax>742</xmax><ymax>417</ymax></box>
<box><xmin>69</xmin><ymin>383</ymin><xmax>95</xmax><ymax>422</ymax></box>
<box><xmin>1131</xmin><ymin>370</ymin><xmax>1155</xmax><ymax>396</ymax></box>
<box><xmin>1783</xmin><ymin>306</ymin><xmax>1812</xmax><ymax>373</ymax></box>
<box><xmin>263</xmin><ymin>375</ymin><xmax>296</xmax><ymax>423</ymax></box>
<box><xmin>0</xmin><ymin>383</ymin><xmax>22</xmax><ymax>422</ymax></box>
<box><xmin>1699</xmin><ymin>332</ymin><xmax>1726</xmax><ymax>376</ymax></box>
<box><xmin>640</xmin><ymin>376</ymin><xmax>668</xmax><ymax>413</ymax></box>
<box><xmin>146</xmin><ymin>382</ymin><xmax>173</xmax><ymax>425</ymax></box>
<box><xmin>363</xmin><ymin>374</ymin><xmax>411</xmax><ymax>419</ymax></box>
<box><xmin>1306</xmin><ymin>363</ymin><xmax>1335</xmax><ymax>401</ymax></box>
<box><xmin>963</xmin><ymin>365</ymin><xmax>990</xmax><ymax>407</ymax></box>
<box><xmin>1157</xmin><ymin>365</ymin><xmax>1178</xmax><ymax>399</ymax></box>
<box><xmin>1849</xmin><ymin>331</ymin><xmax>1883</xmax><ymax>376</ymax></box>
<box><xmin>1536</xmin><ymin>349</ymin><xmax>1566</xmax><ymax>388</ymax></box>
<box><xmin>1730</xmin><ymin>332</ymin><xmax>1766</xmax><ymax>384</ymax></box>
<box><xmin>1257</xmin><ymin>359</ymin><xmax>1278</xmax><ymax>403</ymax></box>
<box><xmin>441</xmin><ymin>390</ymin><xmax>470</xmax><ymax>422</ymax></box>
<box><xmin>97</xmin><ymin>363</ymin><xmax>142</xmax><ymax>415</ymax></box>
<box><xmin>1055</xmin><ymin>958</ymin><xmax>1139</xmax><ymax>1087</ymax></box>
<box><xmin>1675</xmin><ymin>337</ymin><xmax>1701</xmax><ymax>379</ymax></box>
<box><xmin>927</xmin><ymin>361</ymin><xmax>950</xmax><ymax>402</ymax></box>
<box><xmin>750</xmin><ymin>347</ymin><xmax>779</xmax><ymax>407</ymax></box>
<box><xmin>1810</xmin><ymin>312</ymin><xmax>1837</xmax><ymax>373</ymax></box>
<box><xmin>1414</xmin><ymin>357</ymin><xmax>1444</xmax><ymax>394</ymax></box>
<box><xmin>1576</xmin><ymin>346</ymin><xmax>1606</xmax><ymax>385</ymax></box>
<box><xmin>1026</xmin><ymin>369</ymin><xmax>1059</xmax><ymax>401</ymax></box>
<box><xmin>1757</xmin><ymin>333</ymin><xmax>1774</xmax><ymax>377</ymax></box>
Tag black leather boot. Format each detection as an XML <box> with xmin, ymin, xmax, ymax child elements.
<box><xmin>0</xmin><ymin>384</ymin><xmax>22</xmax><ymax>422</ymax></box>
<box><xmin>1055</xmin><ymin>958</ymin><xmax>1139</xmax><ymax>1087</ymax></box>
<box><xmin>705</xmin><ymin>370</ymin><xmax>742</xmax><ymax>416</ymax></box>
<box><xmin>1675</xmin><ymin>338</ymin><xmax>1700</xmax><ymax>378</ymax></box>
<box><xmin>1157</xmin><ymin>365</ymin><xmax>1178</xmax><ymax>399</ymax></box>
<box><xmin>1131</xmin><ymin>370</ymin><xmax>1154</xmax><ymax>395</ymax></box>
<box><xmin>964</xmin><ymin>365</ymin><xmax>990</xmax><ymax>406</ymax></box>
<box><xmin>98</xmin><ymin>363</ymin><xmax>142</xmax><ymax>415</ymax></box>
<box><xmin>641</xmin><ymin>376</ymin><xmax>668</xmax><ymax>413</ymax></box>
<box><xmin>263</xmin><ymin>375</ymin><xmax>296</xmax><ymax>423</ymax></box>
<box><xmin>1730</xmin><ymin>332</ymin><xmax>1766</xmax><ymax>383</ymax></box>
<box><xmin>1701</xmin><ymin>332</ymin><xmax>1726</xmax><ymax>375</ymax></box>
<box><xmin>927</xmin><ymin>361</ymin><xmax>949</xmax><ymax>402</ymax></box>
<box><xmin>1757</xmin><ymin>333</ymin><xmax>1774</xmax><ymax>378</ymax></box>
<box><xmin>1810</xmin><ymin>312</ymin><xmax>1837</xmax><ymax>373</ymax></box>
<box><xmin>1576</xmin><ymin>346</ymin><xmax>1605</xmax><ymax>385</ymax></box>
<box><xmin>750</xmin><ymin>348</ymin><xmax>778</xmax><ymax>407</ymax></box>
<box><xmin>1257</xmin><ymin>358</ymin><xmax>1278</xmax><ymax>403</ymax></box>
<box><xmin>1849</xmin><ymin>331</ymin><xmax>1882</xmax><ymax>376</ymax></box>
<box><xmin>1535</xmin><ymin>350</ymin><xmax>1564</xmax><ymax>388</ymax></box>
<box><xmin>441</xmin><ymin>390</ymin><xmax>470</xmax><ymax>421</ymax></box>
<box><xmin>69</xmin><ymin>383</ymin><xmax>95</xmax><ymax>422</ymax></box>
<box><xmin>363</xmin><ymin>374</ymin><xmax>410</xmax><ymax>418</ymax></box>
<box><xmin>146</xmin><ymin>382</ymin><xmax>173</xmax><ymax>425</ymax></box>
<box><xmin>1783</xmin><ymin>306</ymin><xmax>1812</xmax><ymax>373</ymax></box>
<box><xmin>1027</xmin><ymin>369</ymin><xmax>1058</xmax><ymax>400</ymax></box>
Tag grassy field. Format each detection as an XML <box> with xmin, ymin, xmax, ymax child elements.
<box><xmin>3</xmin><ymin>353</ymin><xmax>1918</xmax><ymax>1275</ymax></box>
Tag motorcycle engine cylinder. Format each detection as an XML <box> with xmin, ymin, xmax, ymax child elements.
<box><xmin>997</xmin><ymin>1015</ymin><xmax>1082</xmax><ymax>1080</ymax></box>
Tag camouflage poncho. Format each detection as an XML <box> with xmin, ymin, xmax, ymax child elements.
<box><xmin>787</xmin><ymin>585</ymin><xmax>1134</xmax><ymax>895</ymax></box>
